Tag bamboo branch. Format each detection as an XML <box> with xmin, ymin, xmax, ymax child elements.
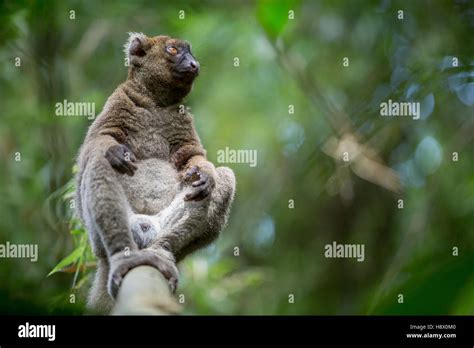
<box><xmin>111</xmin><ymin>265</ymin><xmax>181</xmax><ymax>315</ymax></box>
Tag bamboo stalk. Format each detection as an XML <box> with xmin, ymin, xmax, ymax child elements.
<box><xmin>111</xmin><ymin>265</ymin><xmax>181</xmax><ymax>315</ymax></box>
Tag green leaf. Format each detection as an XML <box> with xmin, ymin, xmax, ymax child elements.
<box><xmin>70</xmin><ymin>228</ymin><xmax>85</xmax><ymax>235</ymax></box>
<box><xmin>372</xmin><ymin>254</ymin><xmax>474</xmax><ymax>315</ymax></box>
<box><xmin>256</xmin><ymin>0</ymin><xmax>298</xmax><ymax>40</ymax></box>
<box><xmin>47</xmin><ymin>245</ymin><xmax>85</xmax><ymax>277</ymax></box>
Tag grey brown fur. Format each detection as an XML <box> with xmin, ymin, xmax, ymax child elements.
<box><xmin>75</xmin><ymin>33</ymin><xmax>235</xmax><ymax>313</ymax></box>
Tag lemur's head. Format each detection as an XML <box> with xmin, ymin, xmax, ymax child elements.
<box><xmin>124</xmin><ymin>33</ymin><xmax>200</xmax><ymax>105</ymax></box>
<box><xmin>130</xmin><ymin>214</ymin><xmax>159</xmax><ymax>249</ymax></box>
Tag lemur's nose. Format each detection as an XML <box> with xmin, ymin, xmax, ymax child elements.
<box><xmin>188</xmin><ymin>58</ymin><xmax>200</xmax><ymax>73</ymax></box>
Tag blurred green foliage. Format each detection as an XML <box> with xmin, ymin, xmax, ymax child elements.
<box><xmin>0</xmin><ymin>0</ymin><xmax>473</xmax><ymax>315</ymax></box>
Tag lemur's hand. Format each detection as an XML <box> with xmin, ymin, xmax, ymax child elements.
<box><xmin>105</xmin><ymin>144</ymin><xmax>137</xmax><ymax>176</ymax></box>
<box><xmin>183</xmin><ymin>165</ymin><xmax>216</xmax><ymax>201</ymax></box>
<box><xmin>108</xmin><ymin>249</ymin><xmax>179</xmax><ymax>299</ymax></box>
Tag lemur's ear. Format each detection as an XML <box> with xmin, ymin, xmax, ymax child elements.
<box><xmin>124</xmin><ymin>32</ymin><xmax>149</xmax><ymax>59</ymax></box>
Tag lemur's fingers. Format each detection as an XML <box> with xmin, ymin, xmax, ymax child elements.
<box><xmin>115</xmin><ymin>156</ymin><xmax>137</xmax><ymax>176</ymax></box>
<box><xmin>110</xmin><ymin>271</ymin><xmax>123</xmax><ymax>299</ymax></box>
<box><xmin>105</xmin><ymin>144</ymin><xmax>137</xmax><ymax>176</ymax></box>
<box><xmin>168</xmin><ymin>276</ymin><xmax>178</xmax><ymax>294</ymax></box>
<box><xmin>145</xmin><ymin>248</ymin><xmax>179</xmax><ymax>293</ymax></box>
<box><xmin>128</xmin><ymin>150</ymin><xmax>137</xmax><ymax>163</ymax></box>
<box><xmin>118</xmin><ymin>157</ymin><xmax>137</xmax><ymax>176</ymax></box>
<box><xmin>185</xmin><ymin>169</ymin><xmax>215</xmax><ymax>200</ymax></box>
<box><xmin>191</xmin><ymin>170</ymin><xmax>208</xmax><ymax>187</ymax></box>
<box><xmin>108</xmin><ymin>258</ymin><xmax>131</xmax><ymax>299</ymax></box>
<box><xmin>155</xmin><ymin>259</ymin><xmax>179</xmax><ymax>293</ymax></box>
<box><xmin>124</xmin><ymin>160</ymin><xmax>138</xmax><ymax>175</ymax></box>
<box><xmin>184</xmin><ymin>165</ymin><xmax>200</xmax><ymax>181</ymax></box>
<box><xmin>184</xmin><ymin>184</ymin><xmax>211</xmax><ymax>201</ymax></box>
<box><xmin>192</xmin><ymin>178</ymin><xmax>206</xmax><ymax>187</ymax></box>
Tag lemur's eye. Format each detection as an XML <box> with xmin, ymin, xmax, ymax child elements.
<box><xmin>166</xmin><ymin>46</ymin><xmax>178</xmax><ymax>55</ymax></box>
<box><xmin>139</xmin><ymin>222</ymin><xmax>151</xmax><ymax>232</ymax></box>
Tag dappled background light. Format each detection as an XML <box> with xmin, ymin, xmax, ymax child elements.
<box><xmin>0</xmin><ymin>0</ymin><xmax>473</xmax><ymax>315</ymax></box>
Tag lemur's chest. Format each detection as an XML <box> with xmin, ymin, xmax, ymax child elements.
<box><xmin>125</xmin><ymin>107</ymin><xmax>193</xmax><ymax>160</ymax></box>
<box><xmin>127</xmin><ymin>130</ymin><xmax>169</xmax><ymax>159</ymax></box>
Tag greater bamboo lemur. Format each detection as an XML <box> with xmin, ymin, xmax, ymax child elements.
<box><xmin>75</xmin><ymin>33</ymin><xmax>236</xmax><ymax>313</ymax></box>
